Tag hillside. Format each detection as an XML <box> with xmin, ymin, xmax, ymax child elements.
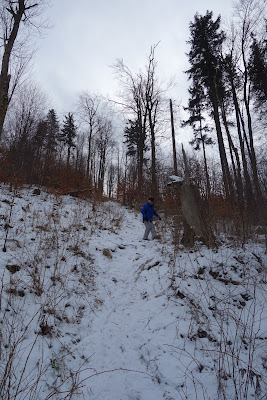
<box><xmin>0</xmin><ymin>185</ymin><xmax>266</xmax><ymax>400</ymax></box>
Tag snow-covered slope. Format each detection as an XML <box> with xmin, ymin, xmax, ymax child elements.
<box><xmin>0</xmin><ymin>185</ymin><xmax>266</xmax><ymax>400</ymax></box>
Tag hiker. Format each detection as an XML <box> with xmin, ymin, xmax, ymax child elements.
<box><xmin>141</xmin><ymin>197</ymin><xmax>161</xmax><ymax>240</ymax></box>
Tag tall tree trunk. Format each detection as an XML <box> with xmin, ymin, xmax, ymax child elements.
<box><xmin>148</xmin><ymin>98</ymin><xmax>158</xmax><ymax>195</ymax></box>
<box><xmin>137</xmin><ymin>111</ymin><xmax>146</xmax><ymax>193</ymax></box>
<box><xmin>242</xmin><ymin>40</ymin><xmax>262</xmax><ymax>202</ymax></box>
<box><xmin>229</xmin><ymin>75</ymin><xmax>254</xmax><ymax>207</ymax></box>
<box><xmin>86</xmin><ymin>124</ymin><xmax>93</xmax><ymax>182</ymax></box>
<box><xmin>220</xmin><ymin>103</ymin><xmax>238</xmax><ymax>194</ymax></box>
<box><xmin>232</xmin><ymin>145</ymin><xmax>245</xmax><ymax>213</ymax></box>
<box><xmin>149</xmin><ymin>113</ymin><xmax>157</xmax><ymax>195</ymax></box>
<box><xmin>210</xmin><ymin>88</ymin><xmax>233</xmax><ymax>199</ymax></box>
<box><xmin>199</xmin><ymin>119</ymin><xmax>211</xmax><ymax>199</ymax></box>
<box><xmin>116</xmin><ymin>149</ymin><xmax>120</xmax><ymax>200</ymax></box>
<box><xmin>170</xmin><ymin>99</ymin><xmax>178</xmax><ymax>175</ymax></box>
<box><xmin>67</xmin><ymin>147</ymin><xmax>70</xmax><ymax>167</ymax></box>
<box><xmin>238</xmin><ymin>109</ymin><xmax>252</xmax><ymax>160</ymax></box>
<box><xmin>0</xmin><ymin>1</ymin><xmax>26</xmax><ymax>137</ymax></box>
<box><xmin>123</xmin><ymin>154</ymin><xmax>127</xmax><ymax>205</ymax></box>
<box><xmin>98</xmin><ymin>148</ymin><xmax>106</xmax><ymax>196</ymax></box>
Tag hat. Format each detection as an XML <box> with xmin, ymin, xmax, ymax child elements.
<box><xmin>148</xmin><ymin>197</ymin><xmax>154</xmax><ymax>202</ymax></box>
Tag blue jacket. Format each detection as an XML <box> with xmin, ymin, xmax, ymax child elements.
<box><xmin>141</xmin><ymin>202</ymin><xmax>159</xmax><ymax>222</ymax></box>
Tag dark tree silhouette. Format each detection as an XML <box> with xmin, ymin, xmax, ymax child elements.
<box><xmin>0</xmin><ymin>1</ymin><xmax>47</xmax><ymax>137</ymax></box>
<box><xmin>186</xmin><ymin>11</ymin><xmax>234</xmax><ymax>199</ymax></box>
<box><xmin>248</xmin><ymin>36</ymin><xmax>267</xmax><ymax>110</ymax></box>
<box><xmin>183</xmin><ymin>79</ymin><xmax>213</xmax><ymax>198</ymax></box>
<box><xmin>45</xmin><ymin>109</ymin><xmax>60</xmax><ymax>158</ymax></box>
<box><xmin>60</xmin><ymin>113</ymin><xmax>77</xmax><ymax>167</ymax></box>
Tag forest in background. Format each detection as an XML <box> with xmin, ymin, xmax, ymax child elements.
<box><xmin>0</xmin><ymin>2</ymin><xmax>266</xmax><ymax>399</ymax></box>
<box><xmin>0</xmin><ymin>0</ymin><xmax>266</xmax><ymax>242</ymax></box>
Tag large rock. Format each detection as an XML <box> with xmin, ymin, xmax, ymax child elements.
<box><xmin>167</xmin><ymin>147</ymin><xmax>216</xmax><ymax>247</ymax></box>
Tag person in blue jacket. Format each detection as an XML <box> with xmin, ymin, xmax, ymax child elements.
<box><xmin>141</xmin><ymin>197</ymin><xmax>161</xmax><ymax>240</ymax></box>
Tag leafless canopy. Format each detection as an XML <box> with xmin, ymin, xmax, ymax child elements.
<box><xmin>0</xmin><ymin>0</ymin><xmax>49</xmax><ymax>137</ymax></box>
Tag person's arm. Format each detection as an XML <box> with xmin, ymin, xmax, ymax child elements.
<box><xmin>153</xmin><ymin>209</ymin><xmax>161</xmax><ymax>220</ymax></box>
<box><xmin>153</xmin><ymin>209</ymin><xmax>159</xmax><ymax>217</ymax></box>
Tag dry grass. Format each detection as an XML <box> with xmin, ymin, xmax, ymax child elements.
<box><xmin>0</xmin><ymin>187</ymin><xmax>125</xmax><ymax>399</ymax></box>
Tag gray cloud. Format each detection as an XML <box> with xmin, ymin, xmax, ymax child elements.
<box><xmin>33</xmin><ymin>0</ymin><xmax>235</xmax><ymax>112</ymax></box>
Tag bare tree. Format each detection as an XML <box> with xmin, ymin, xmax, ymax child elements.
<box><xmin>143</xmin><ymin>43</ymin><xmax>163</xmax><ymax>194</ymax></box>
<box><xmin>94</xmin><ymin>115</ymin><xmax>115</xmax><ymax>196</ymax></box>
<box><xmin>112</xmin><ymin>44</ymin><xmax>166</xmax><ymax>195</ymax></box>
<box><xmin>0</xmin><ymin>0</ymin><xmax>48</xmax><ymax>137</ymax></box>
<box><xmin>75</xmin><ymin>130</ymin><xmax>86</xmax><ymax>174</ymax></box>
<box><xmin>232</xmin><ymin>0</ymin><xmax>266</xmax><ymax>202</ymax></box>
<box><xmin>106</xmin><ymin>162</ymin><xmax>116</xmax><ymax>198</ymax></box>
<box><xmin>76</xmin><ymin>92</ymin><xmax>102</xmax><ymax>182</ymax></box>
<box><xmin>4</xmin><ymin>80</ymin><xmax>47</xmax><ymax>178</ymax></box>
<box><xmin>170</xmin><ymin>99</ymin><xmax>178</xmax><ymax>176</ymax></box>
<box><xmin>112</xmin><ymin>59</ymin><xmax>148</xmax><ymax>192</ymax></box>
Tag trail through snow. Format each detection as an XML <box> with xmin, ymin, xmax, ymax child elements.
<box><xmin>79</xmin><ymin>213</ymin><xmax>177</xmax><ymax>399</ymax></box>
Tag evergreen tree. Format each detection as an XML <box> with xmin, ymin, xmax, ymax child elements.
<box><xmin>41</xmin><ymin>109</ymin><xmax>60</xmax><ymax>178</ymax></box>
<box><xmin>124</xmin><ymin>119</ymin><xmax>142</xmax><ymax>158</ymax></box>
<box><xmin>183</xmin><ymin>79</ymin><xmax>213</xmax><ymax>197</ymax></box>
<box><xmin>184</xmin><ymin>81</ymin><xmax>213</xmax><ymax>150</ymax></box>
<box><xmin>33</xmin><ymin>120</ymin><xmax>47</xmax><ymax>159</ymax></box>
<box><xmin>248</xmin><ymin>36</ymin><xmax>267</xmax><ymax>110</ymax></box>
<box><xmin>60</xmin><ymin>113</ymin><xmax>77</xmax><ymax>166</ymax></box>
<box><xmin>45</xmin><ymin>109</ymin><xmax>60</xmax><ymax>156</ymax></box>
<box><xmin>186</xmin><ymin>11</ymin><xmax>234</xmax><ymax>199</ymax></box>
<box><xmin>124</xmin><ymin>119</ymin><xmax>148</xmax><ymax>190</ymax></box>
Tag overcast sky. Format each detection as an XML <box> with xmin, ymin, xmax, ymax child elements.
<box><xmin>34</xmin><ymin>0</ymin><xmax>235</xmax><ymax>115</ymax></box>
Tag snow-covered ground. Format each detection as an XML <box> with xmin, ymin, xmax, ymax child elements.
<box><xmin>0</xmin><ymin>185</ymin><xmax>266</xmax><ymax>400</ymax></box>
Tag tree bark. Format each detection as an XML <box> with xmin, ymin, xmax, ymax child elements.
<box><xmin>243</xmin><ymin>82</ymin><xmax>261</xmax><ymax>202</ymax></box>
<box><xmin>178</xmin><ymin>146</ymin><xmax>216</xmax><ymax>247</ymax></box>
<box><xmin>210</xmin><ymin>87</ymin><xmax>234</xmax><ymax>200</ymax></box>
<box><xmin>199</xmin><ymin>119</ymin><xmax>211</xmax><ymax>200</ymax></box>
<box><xmin>67</xmin><ymin>147</ymin><xmax>70</xmax><ymax>167</ymax></box>
<box><xmin>148</xmin><ymin>105</ymin><xmax>157</xmax><ymax>195</ymax></box>
<box><xmin>241</xmin><ymin>35</ymin><xmax>262</xmax><ymax>203</ymax></box>
<box><xmin>137</xmin><ymin>109</ymin><xmax>146</xmax><ymax>193</ymax></box>
<box><xmin>220</xmin><ymin>102</ymin><xmax>239</xmax><ymax>197</ymax></box>
<box><xmin>0</xmin><ymin>1</ymin><xmax>27</xmax><ymax>136</ymax></box>
<box><xmin>229</xmin><ymin>74</ymin><xmax>254</xmax><ymax>207</ymax></box>
<box><xmin>170</xmin><ymin>99</ymin><xmax>178</xmax><ymax>176</ymax></box>
<box><xmin>86</xmin><ymin>123</ymin><xmax>93</xmax><ymax>183</ymax></box>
